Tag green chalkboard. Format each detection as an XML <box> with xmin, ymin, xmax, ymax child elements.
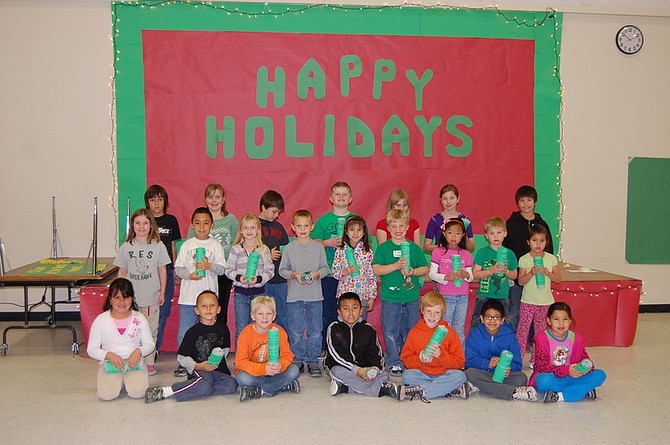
<box><xmin>626</xmin><ymin>157</ymin><xmax>670</xmax><ymax>264</ymax></box>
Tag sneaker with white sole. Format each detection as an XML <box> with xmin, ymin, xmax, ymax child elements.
<box><xmin>512</xmin><ymin>386</ymin><xmax>538</xmax><ymax>402</ymax></box>
<box><xmin>378</xmin><ymin>381</ymin><xmax>398</xmax><ymax>399</ymax></box>
<box><xmin>174</xmin><ymin>366</ymin><xmax>187</xmax><ymax>377</ymax></box>
<box><xmin>584</xmin><ymin>389</ymin><xmax>597</xmax><ymax>400</ymax></box>
<box><xmin>144</xmin><ymin>386</ymin><xmax>164</xmax><ymax>403</ymax></box>
<box><xmin>397</xmin><ymin>384</ymin><xmax>430</xmax><ymax>403</ymax></box>
<box><xmin>329</xmin><ymin>379</ymin><xmax>349</xmax><ymax>396</ymax></box>
<box><xmin>307</xmin><ymin>362</ymin><xmax>322</xmax><ymax>378</ymax></box>
<box><xmin>543</xmin><ymin>390</ymin><xmax>560</xmax><ymax>403</ymax></box>
<box><xmin>446</xmin><ymin>383</ymin><xmax>470</xmax><ymax>399</ymax></box>
<box><xmin>239</xmin><ymin>386</ymin><xmax>263</xmax><ymax>402</ymax></box>
<box><xmin>389</xmin><ymin>365</ymin><xmax>403</xmax><ymax>377</ymax></box>
<box><xmin>281</xmin><ymin>379</ymin><xmax>301</xmax><ymax>394</ymax></box>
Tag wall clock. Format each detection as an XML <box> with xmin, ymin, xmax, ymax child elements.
<box><xmin>616</xmin><ymin>25</ymin><xmax>643</xmax><ymax>55</ymax></box>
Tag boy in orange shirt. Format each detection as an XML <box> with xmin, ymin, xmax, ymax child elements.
<box><xmin>400</xmin><ymin>291</ymin><xmax>470</xmax><ymax>402</ymax></box>
<box><xmin>235</xmin><ymin>296</ymin><xmax>301</xmax><ymax>401</ymax></box>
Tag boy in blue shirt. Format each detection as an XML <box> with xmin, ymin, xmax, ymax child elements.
<box><xmin>373</xmin><ymin>209</ymin><xmax>428</xmax><ymax>376</ymax></box>
<box><xmin>471</xmin><ymin>217</ymin><xmax>518</xmax><ymax>329</ymax></box>
<box><xmin>464</xmin><ymin>299</ymin><xmax>536</xmax><ymax>401</ymax></box>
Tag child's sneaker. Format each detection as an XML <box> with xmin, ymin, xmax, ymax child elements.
<box><xmin>512</xmin><ymin>386</ymin><xmax>538</xmax><ymax>402</ymax></box>
<box><xmin>584</xmin><ymin>389</ymin><xmax>598</xmax><ymax>400</ymax></box>
<box><xmin>173</xmin><ymin>366</ymin><xmax>187</xmax><ymax>377</ymax></box>
<box><xmin>329</xmin><ymin>379</ymin><xmax>349</xmax><ymax>396</ymax></box>
<box><xmin>146</xmin><ymin>365</ymin><xmax>157</xmax><ymax>376</ymax></box>
<box><xmin>397</xmin><ymin>384</ymin><xmax>430</xmax><ymax>403</ymax></box>
<box><xmin>307</xmin><ymin>362</ymin><xmax>322</xmax><ymax>378</ymax></box>
<box><xmin>144</xmin><ymin>386</ymin><xmax>164</xmax><ymax>403</ymax></box>
<box><xmin>389</xmin><ymin>365</ymin><xmax>403</xmax><ymax>377</ymax></box>
<box><xmin>543</xmin><ymin>390</ymin><xmax>560</xmax><ymax>403</ymax></box>
<box><xmin>293</xmin><ymin>362</ymin><xmax>305</xmax><ymax>374</ymax></box>
<box><xmin>446</xmin><ymin>383</ymin><xmax>470</xmax><ymax>399</ymax></box>
<box><xmin>281</xmin><ymin>379</ymin><xmax>301</xmax><ymax>394</ymax></box>
<box><xmin>467</xmin><ymin>381</ymin><xmax>480</xmax><ymax>395</ymax></box>
<box><xmin>239</xmin><ymin>386</ymin><xmax>262</xmax><ymax>402</ymax></box>
<box><xmin>378</xmin><ymin>381</ymin><xmax>398</xmax><ymax>399</ymax></box>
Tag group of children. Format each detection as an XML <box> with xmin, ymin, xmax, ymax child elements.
<box><xmin>87</xmin><ymin>181</ymin><xmax>606</xmax><ymax>404</ymax></box>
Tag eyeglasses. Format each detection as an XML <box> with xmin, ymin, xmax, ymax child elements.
<box><xmin>483</xmin><ymin>315</ymin><xmax>502</xmax><ymax>321</ymax></box>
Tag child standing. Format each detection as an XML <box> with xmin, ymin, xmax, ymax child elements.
<box><xmin>235</xmin><ymin>296</ymin><xmax>301</xmax><ymax>401</ymax></box>
<box><xmin>188</xmin><ymin>184</ymin><xmax>238</xmax><ymax>323</ymax></box>
<box><xmin>325</xmin><ymin>292</ymin><xmax>398</xmax><ymax>399</ymax></box>
<box><xmin>423</xmin><ymin>184</ymin><xmax>475</xmax><ymax>253</ymax></box>
<box><xmin>464</xmin><ymin>300</ymin><xmax>536</xmax><ymax>401</ymax></box>
<box><xmin>399</xmin><ymin>291</ymin><xmax>469</xmax><ymax>402</ymax></box>
<box><xmin>258</xmin><ymin>190</ymin><xmax>290</xmax><ymax>331</ymax></box>
<box><xmin>144</xmin><ymin>290</ymin><xmax>238</xmax><ymax>403</ymax></box>
<box><xmin>373</xmin><ymin>209</ymin><xmax>429</xmax><ymax>376</ymax></box>
<box><xmin>515</xmin><ymin>224</ymin><xmax>561</xmax><ymax>361</ymax></box>
<box><xmin>503</xmin><ymin>185</ymin><xmax>554</xmax><ymax>329</ymax></box>
<box><xmin>428</xmin><ymin>217</ymin><xmax>473</xmax><ymax>343</ymax></box>
<box><xmin>471</xmin><ymin>217</ymin><xmax>518</xmax><ymax>329</ymax></box>
<box><xmin>224</xmin><ymin>214</ymin><xmax>275</xmax><ymax>342</ymax></box>
<box><xmin>87</xmin><ymin>278</ymin><xmax>155</xmax><ymax>401</ymax></box>
<box><xmin>531</xmin><ymin>302</ymin><xmax>606</xmax><ymax>402</ymax></box>
<box><xmin>174</xmin><ymin>207</ymin><xmax>227</xmax><ymax>376</ymax></box>
<box><xmin>114</xmin><ymin>208</ymin><xmax>170</xmax><ymax>376</ymax></box>
<box><xmin>279</xmin><ymin>210</ymin><xmax>330</xmax><ymax>378</ymax></box>
<box><xmin>330</xmin><ymin>215</ymin><xmax>377</xmax><ymax>319</ymax></box>
<box><xmin>375</xmin><ymin>189</ymin><xmax>421</xmax><ymax>246</ymax></box>
<box><xmin>313</xmin><ymin>181</ymin><xmax>356</xmax><ymax>352</ymax></box>
<box><xmin>144</xmin><ymin>184</ymin><xmax>182</xmax><ymax>357</ymax></box>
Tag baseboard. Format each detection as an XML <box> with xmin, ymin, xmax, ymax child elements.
<box><xmin>638</xmin><ymin>304</ymin><xmax>670</xmax><ymax>313</ymax></box>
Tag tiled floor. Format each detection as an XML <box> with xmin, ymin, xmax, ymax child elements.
<box><xmin>0</xmin><ymin>313</ymin><xmax>667</xmax><ymax>444</ymax></box>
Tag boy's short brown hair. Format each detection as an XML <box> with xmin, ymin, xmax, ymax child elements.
<box><xmin>292</xmin><ymin>209</ymin><xmax>313</xmax><ymax>224</ymax></box>
<box><xmin>421</xmin><ymin>291</ymin><xmax>446</xmax><ymax>313</ymax></box>
<box><xmin>330</xmin><ymin>181</ymin><xmax>352</xmax><ymax>194</ymax></box>
<box><xmin>484</xmin><ymin>217</ymin><xmax>506</xmax><ymax>233</ymax></box>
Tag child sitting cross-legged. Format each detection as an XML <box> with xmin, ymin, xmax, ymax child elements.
<box><xmin>144</xmin><ymin>290</ymin><xmax>238</xmax><ymax>403</ymax></box>
<box><xmin>399</xmin><ymin>291</ymin><xmax>470</xmax><ymax>403</ymax></box>
<box><xmin>235</xmin><ymin>296</ymin><xmax>301</xmax><ymax>401</ymax></box>
<box><xmin>325</xmin><ymin>292</ymin><xmax>399</xmax><ymax>399</ymax></box>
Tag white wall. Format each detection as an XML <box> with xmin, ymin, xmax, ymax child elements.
<box><xmin>1</xmin><ymin>0</ymin><xmax>668</xmax><ymax>308</ymax></box>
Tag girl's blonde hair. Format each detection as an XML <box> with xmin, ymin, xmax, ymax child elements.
<box><xmin>126</xmin><ymin>208</ymin><xmax>160</xmax><ymax>244</ymax></box>
<box><xmin>204</xmin><ymin>183</ymin><xmax>228</xmax><ymax>217</ymax></box>
<box><xmin>234</xmin><ymin>214</ymin><xmax>265</xmax><ymax>249</ymax></box>
<box><xmin>386</xmin><ymin>189</ymin><xmax>410</xmax><ymax>212</ymax></box>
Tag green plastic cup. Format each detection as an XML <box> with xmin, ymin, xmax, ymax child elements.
<box><xmin>492</xmin><ymin>350</ymin><xmax>513</xmax><ymax>383</ymax></box>
<box><xmin>245</xmin><ymin>252</ymin><xmax>260</xmax><ymax>282</ymax></box>
<box><xmin>452</xmin><ymin>254</ymin><xmax>463</xmax><ymax>287</ymax></box>
<box><xmin>268</xmin><ymin>327</ymin><xmax>280</xmax><ymax>363</ymax></box>
<box><xmin>400</xmin><ymin>241</ymin><xmax>411</xmax><ymax>273</ymax></box>
<box><xmin>533</xmin><ymin>256</ymin><xmax>545</xmax><ymax>288</ymax></box>
<box><xmin>423</xmin><ymin>325</ymin><xmax>448</xmax><ymax>356</ymax></box>
<box><xmin>207</xmin><ymin>347</ymin><xmax>225</xmax><ymax>367</ymax></box>
<box><xmin>345</xmin><ymin>246</ymin><xmax>360</xmax><ymax>278</ymax></box>
<box><xmin>195</xmin><ymin>247</ymin><xmax>206</xmax><ymax>278</ymax></box>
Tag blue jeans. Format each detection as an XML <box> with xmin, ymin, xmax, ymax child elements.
<box><xmin>287</xmin><ymin>300</ymin><xmax>323</xmax><ymax>363</ymax></box>
<box><xmin>156</xmin><ymin>268</ymin><xmax>175</xmax><ymax>351</ymax></box>
<box><xmin>443</xmin><ymin>294</ymin><xmax>468</xmax><ymax>344</ymax></box>
<box><xmin>534</xmin><ymin>369</ymin><xmax>607</xmax><ymax>402</ymax></box>
<box><xmin>507</xmin><ymin>283</ymin><xmax>523</xmax><ymax>330</ymax></box>
<box><xmin>235</xmin><ymin>364</ymin><xmax>301</xmax><ymax>397</ymax></box>
<box><xmin>171</xmin><ymin>370</ymin><xmax>238</xmax><ymax>402</ymax></box>
<box><xmin>234</xmin><ymin>292</ymin><xmax>254</xmax><ymax>343</ymax></box>
<box><xmin>178</xmin><ymin>304</ymin><xmax>197</xmax><ymax>348</ymax></box>
<box><xmin>265</xmin><ymin>282</ymin><xmax>289</xmax><ymax>332</ymax></box>
<box><xmin>321</xmin><ymin>276</ymin><xmax>339</xmax><ymax>349</ymax></box>
<box><xmin>402</xmin><ymin>369</ymin><xmax>467</xmax><ymax>399</ymax></box>
<box><xmin>471</xmin><ymin>297</ymin><xmax>509</xmax><ymax>330</ymax></box>
<box><xmin>381</xmin><ymin>299</ymin><xmax>419</xmax><ymax>368</ymax></box>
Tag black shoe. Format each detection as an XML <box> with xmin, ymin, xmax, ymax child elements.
<box><xmin>293</xmin><ymin>362</ymin><xmax>305</xmax><ymax>374</ymax></box>
<box><xmin>307</xmin><ymin>362</ymin><xmax>322</xmax><ymax>378</ymax></box>
<box><xmin>329</xmin><ymin>379</ymin><xmax>349</xmax><ymax>396</ymax></box>
<box><xmin>378</xmin><ymin>381</ymin><xmax>398</xmax><ymax>398</ymax></box>
<box><xmin>239</xmin><ymin>386</ymin><xmax>262</xmax><ymax>402</ymax></box>
<box><xmin>173</xmin><ymin>366</ymin><xmax>187</xmax><ymax>378</ymax></box>
<box><xmin>144</xmin><ymin>386</ymin><xmax>164</xmax><ymax>403</ymax></box>
<box><xmin>389</xmin><ymin>365</ymin><xmax>403</xmax><ymax>377</ymax></box>
<box><xmin>543</xmin><ymin>390</ymin><xmax>560</xmax><ymax>403</ymax></box>
<box><xmin>281</xmin><ymin>379</ymin><xmax>301</xmax><ymax>394</ymax></box>
<box><xmin>584</xmin><ymin>389</ymin><xmax>597</xmax><ymax>400</ymax></box>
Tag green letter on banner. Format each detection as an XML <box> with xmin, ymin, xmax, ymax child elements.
<box><xmin>373</xmin><ymin>59</ymin><xmax>396</xmax><ymax>100</ymax></box>
<box><xmin>206</xmin><ymin>116</ymin><xmax>235</xmax><ymax>159</ymax></box>
<box><xmin>245</xmin><ymin>117</ymin><xmax>274</xmax><ymax>159</ymax></box>
<box><xmin>347</xmin><ymin>116</ymin><xmax>375</xmax><ymax>158</ymax></box>
<box><xmin>298</xmin><ymin>58</ymin><xmax>326</xmax><ymax>100</ymax></box>
<box><xmin>340</xmin><ymin>55</ymin><xmax>362</xmax><ymax>98</ymax></box>
<box><xmin>406</xmin><ymin>69</ymin><xmax>433</xmax><ymax>111</ymax></box>
<box><xmin>446</xmin><ymin>115</ymin><xmax>473</xmax><ymax>157</ymax></box>
<box><xmin>381</xmin><ymin>115</ymin><xmax>409</xmax><ymax>156</ymax></box>
<box><xmin>415</xmin><ymin>116</ymin><xmax>442</xmax><ymax>157</ymax></box>
<box><xmin>257</xmin><ymin>66</ymin><xmax>286</xmax><ymax>109</ymax></box>
<box><xmin>285</xmin><ymin>115</ymin><xmax>314</xmax><ymax>157</ymax></box>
